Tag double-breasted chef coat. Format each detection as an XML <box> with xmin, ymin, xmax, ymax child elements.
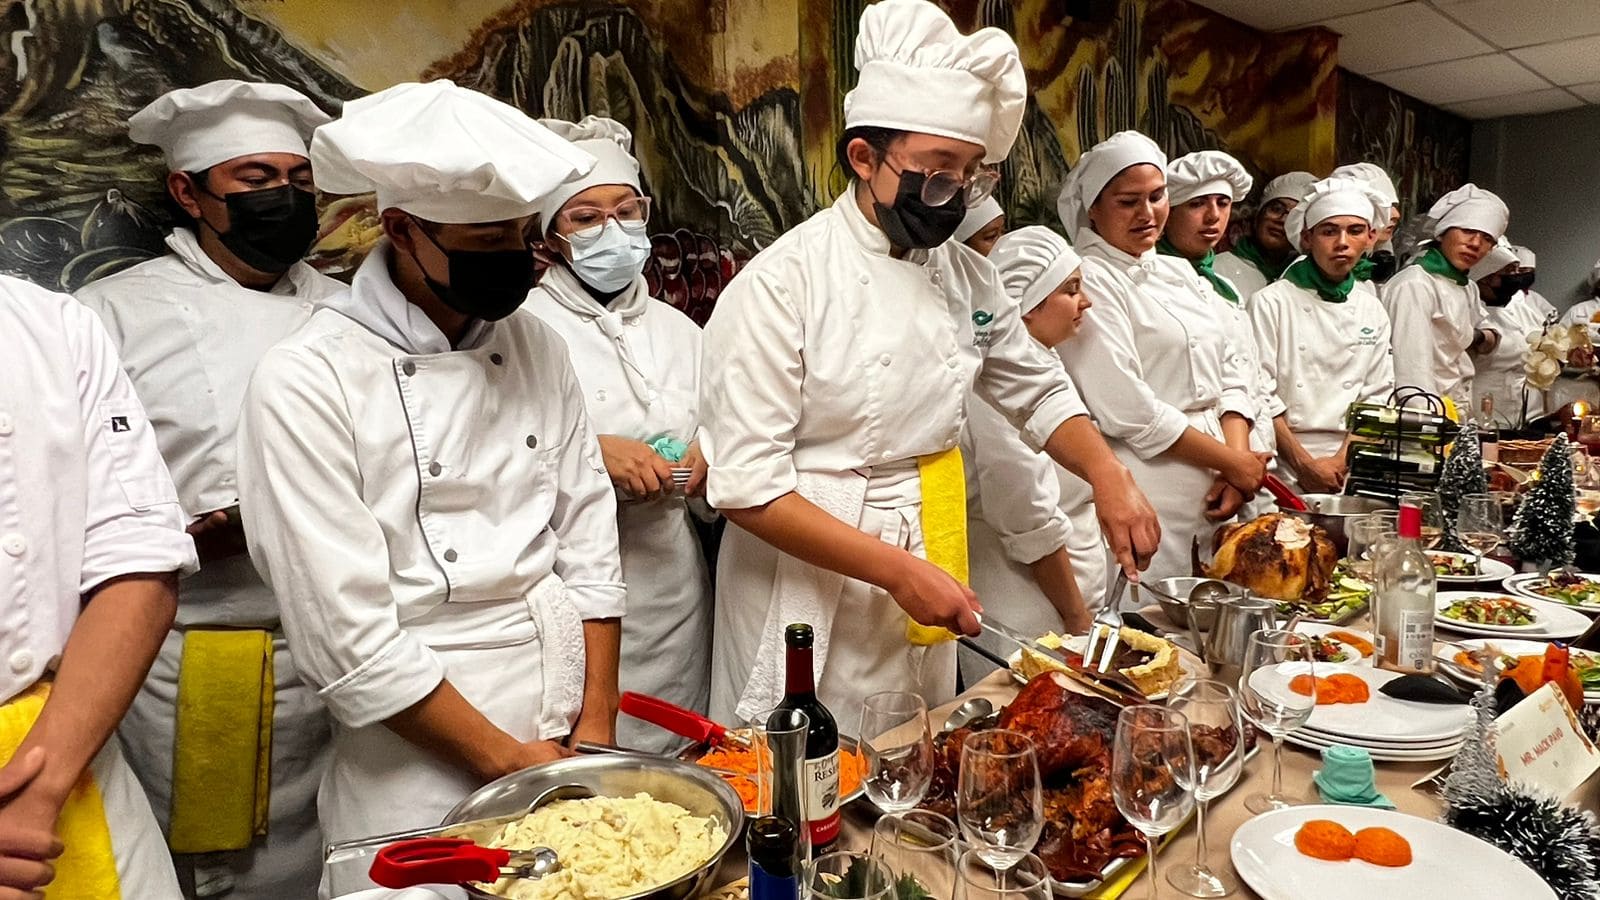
<box><xmin>1476</xmin><ymin>289</ymin><xmax>1558</xmax><ymax>424</ymax></box>
<box><xmin>1213</xmin><ymin>250</ymin><xmax>1272</xmax><ymax>304</ymax></box>
<box><xmin>1384</xmin><ymin>262</ymin><xmax>1492</xmax><ymax>410</ymax></box>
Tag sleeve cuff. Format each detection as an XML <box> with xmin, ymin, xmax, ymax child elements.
<box><xmin>80</xmin><ymin>519</ymin><xmax>199</xmax><ymax>595</ymax></box>
<box><xmin>1266</xmin><ymin>395</ymin><xmax>1287</xmax><ymax>419</ymax></box>
<box><xmin>706</xmin><ymin>460</ymin><xmax>798</xmax><ymax>510</ymax></box>
<box><xmin>1124</xmin><ymin>405</ymin><xmax>1191</xmax><ymax>460</ymax></box>
<box><xmin>563</xmin><ymin>581</ymin><xmax>628</xmax><ymax>620</ymax></box>
<box><xmin>1219</xmin><ymin>389</ymin><xmax>1255</xmax><ymax>423</ymax></box>
<box><xmin>318</xmin><ymin>633</ymin><xmax>447</xmax><ymax>728</ymax></box>
<box><xmin>1022</xmin><ymin>391</ymin><xmax>1090</xmax><ymax>450</ymax></box>
<box><xmin>1000</xmin><ymin>515</ymin><xmax>1072</xmax><ymax>565</ymax></box>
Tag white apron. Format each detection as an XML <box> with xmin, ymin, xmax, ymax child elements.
<box><xmin>1476</xmin><ymin>290</ymin><xmax>1557</xmax><ymax>425</ymax></box>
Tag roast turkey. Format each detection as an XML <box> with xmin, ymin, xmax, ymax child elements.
<box><xmin>1204</xmin><ymin>513</ymin><xmax>1338</xmax><ymax>601</ymax></box>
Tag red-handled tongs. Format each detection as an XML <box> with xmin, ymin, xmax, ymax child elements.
<box><xmin>369</xmin><ymin>837</ymin><xmax>559</xmax><ymax>888</ymax></box>
<box><xmin>618</xmin><ymin>691</ymin><xmax>752</xmax><ymax>749</ymax></box>
<box><xmin>1263</xmin><ymin>473</ymin><xmax>1310</xmax><ymax>511</ymax></box>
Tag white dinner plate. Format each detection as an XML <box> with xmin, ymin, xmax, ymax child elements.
<box><xmin>1246</xmin><ymin>663</ymin><xmax>1471</xmax><ymax>744</ymax></box>
<box><xmin>1428</xmin><ymin>551</ymin><xmax>1514</xmax><ymax>584</ymax></box>
<box><xmin>1437</xmin><ymin>638</ymin><xmax>1600</xmax><ymax>701</ymax></box>
<box><xmin>1434</xmin><ymin>592</ymin><xmax>1593</xmax><ymax>639</ymax></box>
<box><xmin>1291</xmin><ymin>623</ymin><xmax>1375</xmax><ymax>664</ymax></box>
<box><xmin>1231</xmin><ymin>806</ymin><xmax>1557</xmax><ymax>899</ymax></box>
<box><xmin>1295</xmin><ymin>723</ymin><xmax>1468</xmax><ymax>750</ymax></box>
<box><xmin>1503</xmin><ymin>571</ymin><xmax>1600</xmax><ymax>613</ymax></box>
<box><xmin>1281</xmin><ymin>730</ymin><xmax>1463</xmax><ymax>762</ymax></box>
<box><xmin>1435</xmin><ymin>591</ymin><xmax>1545</xmax><ymax>633</ymax></box>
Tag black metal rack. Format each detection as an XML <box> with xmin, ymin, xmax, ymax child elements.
<box><xmin>1343</xmin><ymin>386</ymin><xmax>1459</xmax><ymax>503</ymax></box>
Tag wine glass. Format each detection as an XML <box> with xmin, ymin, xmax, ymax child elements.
<box><xmin>957</xmin><ymin>729</ymin><xmax>1044</xmax><ymax>871</ymax></box>
<box><xmin>1457</xmin><ymin>493</ymin><xmax>1503</xmax><ymax>574</ymax></box>
<box><xmin>1346</xmin><ymin>518</ymin><xmax>1388</xmax><ymax>581</ymax></box>
<box><xmin>954</xmin><ymin>849</ymin><xmax>1053</xmax><ymax>900</ymax></box>
<box><xmin>1238</xmin><ymin>629</ymin><xmax>1317</xmax><ymax>813</ymax></box>
<box><xmin>859</xmin><ymin>691</ymin><xmax>935</xmax><ymax>815</ymax></box>
<box><xmin>1112</xmin><ymin>705</ymin><xmax>1197</xmax><ymax>900</ymax></box>
<box><xmin>872</xmin><ymin>809</ymin><xmax>958</xmax><ymax>899</ymax></box>
<box><xmin>804</xmin><ymin>852</ymin><xmax>895</xmax><ymax>900</ymax></box>
<box><xmin>1400</xmin><ymin>492</ymin><xmax>1444</xmax><ymax>549</ymax></box>
<box><xmin>1165</xmin><ymin>679</ymin><xmax>1246</xmax><ymax>897</ymax></box>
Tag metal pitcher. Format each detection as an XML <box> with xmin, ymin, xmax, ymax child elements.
<box><xmin>1202</xmin><ymin>592</ymin><xmax>1278</xmax><ymax>679</ymax></box>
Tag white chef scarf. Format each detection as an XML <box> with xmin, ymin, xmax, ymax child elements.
<box><xmin>129</xmin><ymin>80</ymin><xmax>330</xmax><ymax>172</ymax></box>
<box><xmin>1166</xmin><ymin>150</ymin><xmax>1252</xmax><ymax>205</ymax></box>
<box><xmin>1259</xmin><ymin>171</ymin><xmax>1317</xmax><ymax>205</ymax></box>
<box><xmin>1284</xmin><ymin>176</ymin><xmax>1388</xmax><ymax>252</ymax></box>
<box><xmin>533</xmin><ymin>116</ymin><xmax>643</xmax><ymax>233</ymax></box>
<box><xmin>955</xmin><ymin>195</ymin><xmax>1005</xmax><ymax>243</ymax></box>
<box><xmin>1429</xmin><ymin>183</ymin><xmax>1509</xmax><ymax>240</ymax></box>
<box><xmin>989</xmin><ymin>226</ymin><xmax>1080</xmax><ymax>314</ymax></box>
<box><xmin>1056</xmin><ymin>130</ymin><xmax>1167</xmax><ymax>234</ymax></box>
<box><xmin>1331</xmin><ymin>162</ymin><xmax>1399</xmax><ymax>209</ymax></box>
<box><xmin>538</xmin><ymin>265</ymin><xmax>655</xmax><ymax>404</ymax></box>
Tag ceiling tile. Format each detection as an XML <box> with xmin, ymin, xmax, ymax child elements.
<box><xmin>1443</xmin><ymin>87</ymin><xmax>1585</xmax><ymax>119</ymax></box>
<box><xmin>1185</xmin><ymin>0</ymin><xmax>1399</xmax><ymax>32</ymax></box>
<box><xmin>1320</xmin><ymin>3</ymin><xmax>1495</xmax><ymax>74</ymax></box>
<box><xmin>1372</xmin><ymin>53</ymin><xmax>1551</xmax><ymax>105</ymax></box>
<box><xmin>1434</xmin><ymin>0</ymin><xmax>1600</xmax><ymax>49</ymax></box>
<box><xmin>1511</xmin><ymin>34</ymin><xmax>1600</xmax><ymax>85</ymax></box>
<box><xmin>1568</xmin><ymin>81</ymin><xmax>1600</xmax><ymax>104</ymax></box>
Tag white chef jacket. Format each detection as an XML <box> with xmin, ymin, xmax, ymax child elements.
<box><xmin>1476</xmin><ymin>289</ymin><xmax>1558</xmax><ymax>424</ymax></box>
<box><xmin>1251</xmin><ymin>277</ymin><xmax>1396</xmax><ymax>477</ymax></box>
<box><xmin>237</xmin><ymin>241</ymin><xmax>624</xmax><ymax>846</ymax></box>
<box><xmin>1561</xmin><ymin>297</ymin><xmax>1600</xmax><ymax>329</ymax></box>
<box><xmin>527</xmin><ymin>266</ymin><xmax>711</xmax><ymax>754</ymax></box>
<box><xmin>1060</xmin><ymin>229</ymin><xmax>1254</xmax><ymax>583</ymax></box>
<box><xmin>1384</xmin><ymin>263</ymin><xmax>1491</xmax><ymax>409</ymax></box>
<box><xmin>1213</xmin><ymin>250</ymin><xmax>1272</xmax><ymax>304</ymax></box>
<box><xmin>1</xmin><ymin>274</ymin><xmax>195</xmax><ymax>898</ymax></box>
<box><xmin>701</xmin><ymin>191</ymin><xmax>1084</xmax><ymax>724</ymax></box>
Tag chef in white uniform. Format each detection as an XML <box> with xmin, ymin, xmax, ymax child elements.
<box><xmin>1331</xmin><ymin>163</ymin><xmax>1402</xmax><ymax>283</ymax></box>
<box><xmin>235</xmin><ymin>82</ymin><xmax>623</xmax><ymax>867</ymax></box>
<box><xmin>1250</xmin><ymin>177</ymin><xmax>1396</xmax><ymax>493</ymax></box>
<box><xmin>0</xmin><ymin>275</ymin><xmax>197</xmax><ymax>898</ymax></box>
<box><xmin>1214</xmin><ymin>170</ymin><xmax>1316</xmax><ymax>302</ymax></box>
<box><xmin>701</xmin><ymin>0</ymin><xmax>1158</xmax><ymax>728</ymax></box>
<box><xmin>1384</xmin><ymin>183</ymin><xmax>1509</xmax><ymax>410</ymax></box>
<box><xmin>1055</xmin><ymin>131</ymin><xmax>1266</xmax><ymax>583</ymax></box>
<box><xmin>1473</xmin><ymin>241</ymin><xmax>1556</xmax><ymax>424</ymax></box>
<box><xmin>76</xmin><ymin>80</ymin><xmax>338</xmax><ymax>900</ymax></box>
<box><xmin>955</xmin><ymin>195</ymin><xmax>1005</xmax><ymax>256</ymax></box>
<box><xmin>525</xmin><ymin>115</ymin><xmax>712</xmax><ymax>755</ymax></box>
<box><xmin>1559</xmin><ymin>257</ymin><xmax>1600</xmax><ymax>331</ymax></box>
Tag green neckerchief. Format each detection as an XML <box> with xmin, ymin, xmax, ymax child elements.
<box><xmin>1157</xmin><ymin>238</ymin><xmax>1240</xmax><ymax>304</ymax></box>
<box><xmin>1352</xmin><ymin>257</ymin><xmax>1375</xmax><ymax>282</ymax></box>
<box><xmin>1228</xmin><ymin>234</ymin><xmax>1289</xmax><ymax>282</ymax></box>
<box><xmin>1283</xmin><ymin>256</ymin><xmax>1356</xmax><ymax>303</ymax></box>
<box><xmin>1416</xmin><ymin>245</ymin><xmax>1469</xmax><ymax>285</ymax></box>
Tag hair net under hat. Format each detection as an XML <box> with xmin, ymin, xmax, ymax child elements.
<box><xmin>130</xmin><ymin>80</ymin><xmax>331</xmax><ymax>173</ymax></box>
<box><xmin>1055</xmin><ymin>131</ymin><xmax>1167</xmax><ymax>236</ymax></box>
<box><xmin>843</xmin><ymin>0</ymin><xmax>1025</xmax><ymax>163</ymax></box>
<box><xmin>1165</xmin><ymin>151</ymin><xmax>1252</xmax><ymax>206</ymax></box>
<box><xmin>310</xmin><ymin>80</ymin><xmax>594</xmax><ymax>225</ymax></box>
<box><xmin>1469</xmin><ymin>237</ymin><xmax>1519</xmax><ymax>282</ymax></box>
<box><xmin>954</xmin><ymin>195</ymin><xmax>1004</xmax><ymax>244</ymax></box>
<box><xmin>533</xmin><ymin>116</ymin><xmax>643</xmax><ymax>233</ymax></box>
<box><xmin>1284</xmin><ymin>176</ymin><xmax>1389</xmax><ymax>252</ymax></box>
<box><xmin>1259</xmin><ymin>171</ymin><xmax>1317</xmax><ymax>206</ymax></box>
<box><xmin>1428</xmin><ymin>183</ymin><xmax>1509</xmax><ymax>241</ymax></box>
<box><xmin>1331</xmin><ymin>162</ymin><xmax>1399</xmax><ymax>210</ymax></box>
<box><xmin>989</xmin><ymin>226</ymin><xmax>1082</xmax><ymax>315</ymax></box>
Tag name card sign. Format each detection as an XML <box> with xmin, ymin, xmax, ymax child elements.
<box><xmin>1496</xmin><ymin>682</ymin><xmax>1600</xmax><ymax>799</ymax></box>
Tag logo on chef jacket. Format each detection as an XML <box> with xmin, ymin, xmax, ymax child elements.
<box><xmin>109</xmin><ymin>416</ymin><xmax>130</xmax><ymax>433</ymax></box>
<box><xmin>1356</xmin><ymin>325</ymin><xmax>1380</xmax><ymax>347</ymax></box>
<box><xmin>972</xmin><ymin>310</ymin><xmax>994</xmax><ymax>348</ymax></box>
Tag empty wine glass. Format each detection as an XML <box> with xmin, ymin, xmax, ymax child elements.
<box><xmin>957</xmin><ymin>729</ymin><xmax>1044</xmax><ymax>872</ymax></box>
<box><xmin>872</xmin><ymin>809</ymin><xmax>958</xmax><ymax>899</ymax></box>
<box><xmin>1399</xmin><ymin>492</ymin><xmax>1444</xmax><ymax>549</ymax></box>
<box><xmin>954</xmin><ymin>849</ymin><xmax>1053</xmax><ymax>900</ymax></box>
<box><xmin>803</xmin><ymin>852</ymin><xmax>895</xmax><ymax>900</ymax></box>
<box><xmin>1346</xmin><ymin>518</ymin><xmax>1388</xmax><ymax>581</ymax></box>
<box><xmin>1112</xmin><ymin>705</ymin><xmax>1197</xmax><ymax>900</ymax></box>
<box><xmin>1457</xmin><ymin>493</ymin><xmax>1503</xmax><ymax>573</ymax></box>
<box><xmin>859</xmin><ymin>691</ymin><xmax>935</xmax><ymax>814</ymax></box>
<box><xmin>1238</xmin><ymin>629</ymin><xmax>1317</xmax><ymax>813</ymax></box>
<box><xmin>1165</xmin><ymin>679</ymin><xmax>1246</xmax><ymax>897</ymax></box>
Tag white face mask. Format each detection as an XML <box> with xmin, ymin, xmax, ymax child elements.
<box><xmin>565</xmin><ymin>219</ymin><xmax>652</xmax><ymax>294</ymax></box>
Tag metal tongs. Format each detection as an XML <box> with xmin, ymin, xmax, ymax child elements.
<box><xmin>974</xmin><ymin>612</ymin><xmax>1146</xmax><ymax>703</ymax></box>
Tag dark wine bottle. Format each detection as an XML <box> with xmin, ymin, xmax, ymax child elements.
<box><xmin>774</xmin><ymin>623</ymin><xmax>840</xmax><ymax>853</ymax></box>
<box><xmin>747</xmin><ymin>816</ymin><xmax>801</xmax><ymax>900</ymax></box>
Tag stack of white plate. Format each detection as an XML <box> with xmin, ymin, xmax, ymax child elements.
<box><xmin>1433</xmin><ymin>591</ymin><xmax>1592</xmax><ymax>640</ymax></box>
<box><xmin>1251</xmin><ymin>664</ymin><xmax>1472</xmax><ymax>762</ymax></box>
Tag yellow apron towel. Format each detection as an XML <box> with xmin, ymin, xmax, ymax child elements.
<box><xmin>168</xmin><ymin>629</ymin><xmax>274</xmax><ymax>854</ymax></box>
<box><xmin>906</xmin><ymin>447</ymin><xmax>968</xmax><ymax>646</ymax></box>
<box><xmin>0</xmin><ymin>682</ymin><xmax>122</xmax><ymax>900</ymax></box>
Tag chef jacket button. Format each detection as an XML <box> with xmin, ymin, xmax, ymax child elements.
<box><xmin>597</xmin><ymin>390</ymin><xmax>608</xmax><ymax>401</ymax></box>
<box><xmin>946</xmin><ymin>358</ymin><xmax>958</xmax><ymax>369</ymax></box>
<box><xmin>7</xmin><ymin>652</ymin><xmax>31</xmax><ymax>675</ymax></box>
<box><xmin>443</xmin><ymin>549</ymin><xmax>458</xmax><ymax>563</ymax></box>
<box><xmin>858</xmin><ymin>274</ymin><xmax>870</xmax><ymax>285</ymax></box>
<box><xmin>490</xmin><ymin>353</ymin><xmax>504</xmax><ymax>366</ymax></box>
<box><xmin>526</xmin><ymin>435</ymin><xmax>538</xmax><ymax>449</ymax></box>
<box><xmin>1344</xmin><ymin>381</ymin><xmax>1354</xmax><ymax>389</ymax></box>
<box><xmin>0</xmin><ymin>534</ymin><xmax>24</xmax><ymax>557</ymax></box>
<box><xmin>0</xmin><ymin>412</ymin><xmax>12</xmax><ymax>436</ymax></box>
<box><xmin>648</xmin><ymin>390</ymin><xmax>659</xmax><ymax>402</ymax></box>
<box><xmin>428</xmin><ymin>462</ymin><xmax>442</xmax><ymax>477</ymax></box>
<box><xmin>879</xmin><ymin>355</ymin><xmax>891</xmax><ymax>367</ymax></box>
<box><xmin>402</xmin><ymin>361</ymin><xmax>416</xmax><ymax>376</ymax></box>
<box><xmin>1297</xmin><ymin>344</ymin><xmax>1307</xmax><ymax>352</ymax></box>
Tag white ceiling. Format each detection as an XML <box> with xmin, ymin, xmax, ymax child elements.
<box><xmin>1187</xmin><ymin>0</ymin><xmax>1600</xmax><ymax>120</ymax></box>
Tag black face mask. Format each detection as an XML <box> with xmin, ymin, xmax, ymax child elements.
<box><xmin>408</xmin><ymin>220</ymin><xmax>537</xmax><ymax>322</ymax></box>
<box><xmin>871</xmin><ymin>169</ymin><xmax>967</xmax><ymax>250</ymax></box>
<box><xmin>1481</xmin><ymin>282</ymin><xmax>1513</xmax><ymax>307</ymax></box>
<box><xmin>1502</xmin><ymin>271</ymin><xmax>1536</xmax><ymax>295</ymax></box>
<box><xmin>1368</xmin><ymin>249</ymin><xmax>1398</xmax><ymax>282</ymax></box>
<box><xmin>199</xmin><ymin>184</ymin><xmax>319</xmax><ymax>274</ymax></box>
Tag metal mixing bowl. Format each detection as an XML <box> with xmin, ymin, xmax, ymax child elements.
<box><xmin>1278</xmin><ymin>494</ymin><xmax>1391</xmax><ymax>555</ymax></box>
<box><xmin>441</xmin><ymin>755</ymin><xmax>745</xmax><ymax>899</ymax></box>
<box><xmin>1146</xmin><ymin>576</ymin><xmax>1234</xmax><ymax>630</ymax></box>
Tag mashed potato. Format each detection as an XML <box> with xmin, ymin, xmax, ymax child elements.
<box><xmin>480</xmin><ymin>793</ymin><xmax>727</xmax><ymax>900</ymax></box>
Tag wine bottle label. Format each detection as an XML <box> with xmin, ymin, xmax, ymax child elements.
<box><xmin>803</xmin><ymin>749</ymin><xmax>841</xmax><ymax>845</ymax></box>
<box><xmin>1398</xmin><ymin>609</ymin><xmax>1434</xmax><ymax>670</ymax></box>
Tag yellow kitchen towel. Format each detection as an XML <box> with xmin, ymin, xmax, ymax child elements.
<box><xmin>0</xmin><ymin>682</ymin><xmax>122</xmax><ymax>900</ymax></box>
<box><xmin>169</xmin><ymin>629</ymin><xmax>274</xmax><ymax>854</ymax></box>
<box><xmin>1081</xmin><ymin>831</ymin><xmax>1181</xmax><ymax>899</ymax></box>
<box><xmin>906</xmin><ymin>447</ymin><xmax>968</xmax><ymax>646</ymax></box>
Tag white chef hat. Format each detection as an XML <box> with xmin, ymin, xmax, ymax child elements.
<box><xmin>1512</xmin><ymin>244</ymin><xmax>1536</xmax><ymax>269</ymax></box>
<box><xmin>1056</xmin><ymin>131</ymin><xmax>1167</xmax><ymax>235</ymax></box>
<box><xmin>954</xmin><ymin>195</ymin><xmax>1005</xmax><ymax>244</ymax></box>
<box><xmin>989</xmin><ymin>225</ymin><xmax>1083</xmax><ymax>315</ymax></box>
<box><xmin>843</xmin><ymin>0</ymin><xmax>1025</xmax><ymax>163</ymax></box>
<box><xmin>1469</xmin><ymin>237</ymin><xmax>1519</xmax><ymax>282</ymax></box>
<box><xmin>1331</xmin><ymin>162</ymin><xmax>1399</xmax><ymax>210</ymax></box>
<box><xmin>1259</xmin><ymin>171</ymin><xmax>1317</xmax><ymax>205</ymax></box>
<box><xmin>1284</xmin><ymin>176</ymin><xmax>1389</xmax><ymax>252</ymax></box>
<box><xmin>532</xmin><ymin>116</ymin><xmax>642</xmax><ymax>233</ymax></box>
<box><xmin>129</xmin><ymin>80</ymin><xmax>331</xmax><ymax>173</ymax></box>
<box><xmin>310</xmin><ymin>80</ymin><xmax>595</xmax><ymax>225</ymax></box>
<box><xmin>1165</xmin><ymin>151</ymin><xmax>1252</xmax><ymax>206</ymax></box>
<box><xmin>1428</xmin><ymin>183</ymin><xmax>1509</xmax><ymax>240</ymax></box>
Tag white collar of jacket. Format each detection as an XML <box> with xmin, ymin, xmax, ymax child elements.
<box><xmin>319</xmin><ymin>238</ymin><xmax>493</xmax><ymax>355</ymax></box>
<box><xmin>1075</xmin><ymin>226</ymin><xmax>1155</xmax><ymax>270</ymax></box>
<box><xmin>165</xmin><ymin>226</ymin><xmax>318</xmax><ymax>296</ymax></box>
<box><xmin>536</xmin><ymin>264</ymin><xmax>655</xmax><ymax>404</ymax></box>
<box><xmin>834</xmin><ymin>187</ymin><xmax>932</xmax><ymax>265</ymax></box>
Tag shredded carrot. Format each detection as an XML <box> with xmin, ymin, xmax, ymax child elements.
<box><xmin>696</xmin><ymin>743</ymin><xmax>864</xmax><ymax>814</ymax></box>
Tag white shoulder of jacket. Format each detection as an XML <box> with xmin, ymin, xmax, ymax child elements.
<box><xmin>4</xmin><ymin>273</ymin><xmax>100</xmax><ymax>338</ymax></box>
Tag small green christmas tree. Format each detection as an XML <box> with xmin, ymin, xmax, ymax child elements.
<box><xmin>1438</xmin><ymin>423</ymin><xmax>1488</xmax><ymax>552</ymax></box>
<box><xmin>1509</xmin><ymin>434</ymin><xmax>1577</xmax><ymax>570</ymax></box>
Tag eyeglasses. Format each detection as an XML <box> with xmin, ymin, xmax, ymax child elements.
<box><xmin>554</xmin><ymin>196</ymin><xmax>653</xmax><ymax>234</ymax></box>
<box><xmin>884</xmin><ymin>158</ymin><xmax>1000</xmax><ymax>209</ymax></box>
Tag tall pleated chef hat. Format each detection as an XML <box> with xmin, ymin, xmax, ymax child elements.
<box><xmin>1512</xmin><ymin>245</ymin><xmax>1536</xmax><ymax>269</ymax></box>
<box><xmin>1469</xmin><ymin>237</ymin><xmax>1520</xmax><ymax>281</ymax></box>
<box><xmin>1331</xmin><ymin>162</ymin><xmax>1399</xmax><ymax>210</ymax></box>
<box><xmin>1259</xmin><ymin>171</ymin><xmax>1317</xmax><ymax>205</ymax></box>
<box><xmin>129</xmin><ymin>80</ymin><xmax>331</xmax><ymax>173</ymax></box>
<box><xmin>989</xmin><ymin>225</ymin><xmax>1083</xmax><ymax>315</ymax></box>
<box><xmin>1056</xmin><ymin>130</ymin><xmax>1166</xmax><ymax>235</ymax></box>
<box><xmin>310</xmin><ymin>80</ymin><xmax>595</xmax><ymax>225</ymax></box>
<box><xmin>843</xmin><ymin>0</ymin><xmax>1025</xmax><ymax>164</ymax></box>
<box><xmin>1165</xmin><ymin>150</ymin><xmax>1253</xmax><ymax>206</ymax></box>
<box><xmin>1428</xmin><ymin>183</ymin><xmax>1509</xmax><ymax>241</ymax></box>
<box><xmin>533</xmin><ymin>116</ymin><xmax>642</xmax><ymax>233</ymax></box>
<box><xmin>954</xmin><ymin>195</ymin><xmax>1005</xmax><ymax>243</ymax></box>
<box><xmin>1284</xmin><ymin>176</ymin><xmax>1389</xmax><ymax>253</ymax></box>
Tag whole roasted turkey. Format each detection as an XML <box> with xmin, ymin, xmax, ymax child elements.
<box><xmin>1204</xmin><ymin>513</ymin><xmax>1339</xmax><ymax>602</ymax></box>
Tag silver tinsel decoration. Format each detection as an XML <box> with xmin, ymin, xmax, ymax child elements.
<box><xmin>1441</xmin><ymin>647</ymin><xmax>1502</xmax><ymax>808</ymax></box>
